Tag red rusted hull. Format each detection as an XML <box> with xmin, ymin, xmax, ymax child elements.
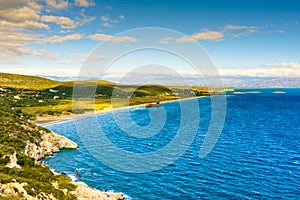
<box><xmin>145</xmin><ymin>103</ymin><xmax>162</xmax><ymax>108</ymax></box>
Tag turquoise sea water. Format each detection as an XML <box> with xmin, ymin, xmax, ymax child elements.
<box><xmin>43</xmin><ymin>88</ymin><xmax>300</xmax><ymax>199</ymax></box>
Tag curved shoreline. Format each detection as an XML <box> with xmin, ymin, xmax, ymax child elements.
<box><xmin>33</xmin><ymin>130</ymin><xmax>125</xmax><ymax>199</ymax></box>
<box><xmin>35</xmin><ymin>96</ymin><xmax>207</xmax><ymax>199</ymax></box>
<box><xmin>35</xmin><ymin>96</ymin><xmax>206</xmax><ymax>126</ymax></box>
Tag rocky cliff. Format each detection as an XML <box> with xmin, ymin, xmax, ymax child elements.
<box><xmin>24</xmin><ymin>129</ymin><xmax>78</xmax><ymax>160</ymax></box>
<box><xmin>0</xmin><ymin>181</ymin><xmax>125</xmax><ymax>200</ymax></box>
<box><xmin>1</xmin><ymin>125</ymin><xmax>124</xmax><ymax>200</ymax></box>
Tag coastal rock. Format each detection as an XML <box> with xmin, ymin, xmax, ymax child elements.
<box><xmin>0</xmin><ymin>181</ymin><xmax>124</xmax><ymax>200</ymax></box>
<box><xmin>0</xmin><ymin>182</ymin><xmax>29</xmax><ymax>199</ymax></box>
<box><xmin>0</xmin><ymin>182</ymin><xmax>56</xmax><ymax>200</ymax></box>
<box><xmin>24</xmin><ymin>130</ymin><xmax>78</xmax><ymax>160</ymax></box>
<box><xmin>6</xmin><ymin>152</ymin><xmax>21</xmax><ymax>169</ymax></box>
<box><xmin>3</xmin><ymin>127</ymin><xmax>124</xmax><ymax>200</ymax></box>
<box><xmin>71</xmin><ymin>182</ymin><xmax>124</xmax><ymax>200</ymax></box>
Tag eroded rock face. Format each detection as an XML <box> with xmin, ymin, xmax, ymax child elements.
<box><xmin>2</xmin><ymin>129</ymin><xmax>124</xmax><ymax>200</ymax></box>
<box><xmin>0</xmin><ymin>181</ymin><xmax>124</xmax><ymax>200</ymax></box>
<box><xmin>24</xmin><ymin>130</ymin><xmax>78</xmax><ymax>160</ymax></box>
<box><xmin>6</xmin><ymin>152</ymin><xmax>21</xmax><ymax>169</ymax></box>
<box><xmin>71</xmin><ymin>182</ymin><xmax>124</xmax><ymax>200</ymax></box>
<box><xmin>0</xmin><ymin>182</ymin><xmax>56</xmax><ymax>200</ymax></box>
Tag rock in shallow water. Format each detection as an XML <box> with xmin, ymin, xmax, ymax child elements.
<box><xmin>71</xmin><ymin>182</ymin><xmax>124</xmax><ymax>200</ymax></box>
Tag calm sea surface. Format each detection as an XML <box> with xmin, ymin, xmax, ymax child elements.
<box><xmin>43</xmin><ymin>88</ymin><xmax>300</xmax><ymax>199</ymax></box>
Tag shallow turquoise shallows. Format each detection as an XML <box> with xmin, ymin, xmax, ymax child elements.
<box><xmin>43</xmin><ymin>88</ymin><xmax>300</xmax><ymax>199</ymax></box>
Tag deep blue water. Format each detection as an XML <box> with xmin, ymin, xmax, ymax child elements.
<box><xmin>43</xmin><ymin>88</ymin><xmax>300</xmax><ymax>199</ymax></box>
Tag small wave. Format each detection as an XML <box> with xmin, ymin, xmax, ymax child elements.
<box><xmin>123</xmin><ymin>194</ymin><xmax>132</xmax><ymax>200</ymax></box>
<box><xmin>272</xmin><ymin>90</ymin><xmax>286</xmax><ymax>94</ymax></box>
<box><xmin>130</xmin><ymin>107</ymin><xmax>144</xmax><ymax>111</ymax></box>
<box><xmin>106</xmin><ymin>190</ymin><xmax>131</xmax><ymax>200</ymax></box>
<box><xmin>75</xmin><ymin>168</ymin><xmax>84</xmax><ymax>173</ymax></box>
<box><xmin>245</xmin><ymin>91</ymin><xmax>262</xmax><ymax>94</ymax></box>
<box><xmin>67</xmin><ymin>173</ymin><xmax>78</xmax><ymax>181</ymax></box>
<box><xmin>234</xmin><ymin>91</ymin><xmax>262</xmax><ymax>94</ymax></box>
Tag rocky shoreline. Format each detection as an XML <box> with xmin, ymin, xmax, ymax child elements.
<box><xmin>1</xmin><ymin>128</ymin><xmax>124</xmax><ymax>200</ymax></box>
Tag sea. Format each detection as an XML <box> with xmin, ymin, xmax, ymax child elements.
<box><xmin>43</xmin><ymin>88</ymin><xmax>300</xmax><ymax>199</ymax></box>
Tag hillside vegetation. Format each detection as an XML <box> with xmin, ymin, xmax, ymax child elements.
<box><xmin>0</xmin><ymin>98</ymin><xmax>77</xmax><ymax>199</ymax></box>
<box><xmin>0</xmin><ymin>73</ymin><xmax>127</xmax><ymax>199</ymax></box>
<box><xmin>0</xmin><ymin>73</ymin><xmax>60</xmax><ymax>90</ymax></box>
<box><xmin>0</xmin><ymin>72</ymin><xmax>213</xmax><ymax>117</ymax></box>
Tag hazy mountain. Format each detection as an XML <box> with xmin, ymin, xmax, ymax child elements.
<box><xmin>38</xmin><ymin>74</ymin><xmax>300</xmax><ymax>88</ymax></box>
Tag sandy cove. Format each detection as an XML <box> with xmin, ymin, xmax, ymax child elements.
<box><xmin>35</xmin><ymin>96</ymin><xmax>206</xmax><ymax>126</ymax></box>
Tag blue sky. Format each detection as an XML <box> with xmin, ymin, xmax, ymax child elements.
<box><xmin>0</xmin><ymin>0</ymin><xmax>299</xmax><ymax>78</ymax></box>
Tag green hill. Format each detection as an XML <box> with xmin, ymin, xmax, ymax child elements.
<box><xmin>0</xmin><ymin>72</ymin><xmax>213</xmax><ymax>117</ymax></box>
<box><xmin>0</xmin><ymin>73</ymin><xmax>116</xmax><ymax>91</ymax></box>
<box><xmin>0</xmin><ymin>73</ymin><xmax>60</xmax><ymax>90</ymax></box>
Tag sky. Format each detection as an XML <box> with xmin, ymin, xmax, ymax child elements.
<box><xmin>0</xmin><ymin>0</ymin><xmax>300</xmax><ymax>80</ymax></box>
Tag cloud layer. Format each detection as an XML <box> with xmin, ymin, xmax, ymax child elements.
<box><xmin>0</xmin><ymin>0</ymin><xmax>131</xmax><ymax>65</ymax></box>
<box><xmin>161</xmin><ymin>25</ymin><xmax>259</xmax><ymax>43</ymax></box>
<box><xmin>263</xmin><ymin>62</ymin><xmax>300</xmax><ymax>69</ymax></box>
<box><xmin>89</xmin><ymin>34</ymin><xmax>139</xmax><ymax>42</ymax></box>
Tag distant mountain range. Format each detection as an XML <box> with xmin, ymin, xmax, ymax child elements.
<box><xmin>221</xmin><ymin>76</ymin><xmax>300</xmax><ymax>88</ymax></box>
<box><xmin>39</xmin><ymin>75</ymin><xmax>300</xmax><ymax>88</ymax></box>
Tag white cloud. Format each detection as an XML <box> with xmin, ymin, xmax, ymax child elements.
<box><xmin>230</xmin><ymin>31</ymin><xmax>255</xmax><ymax>39</ymax></box>
<box><xmin>0</xmin><ymin>31</ymin><xmax>58</xmax><ymax>61</ymax></box>
<box><xmin>0</xmin><ymin>6</ymin><xmax>39</xmax><ymax>22</ymax></box>
<box><xmin>0</xmin><ymin>41</ymin><xmax>58</xmax><ymax>62</ymax></box>
<box><xmin>0</xmin><ymin>58</ymin><xmax>21</xmax><ymax>65</ymax></box>
<box><xmin>74</xmin><ymin>9</ymin><xmax>96</xmax><ymax>26</ymax></box>
<box><xmin>0</xmin><ymin>31</ymin><xmax>38</xmax><ymax>43</ymax></box>
<box><xmin>0</xmin><ymin>2</ymin><xmax>48</xmax><ymax>30</ymax></box>
<box><xmin>0</xmin><ymin>68</ymin><xmax>79</xmax><ymax>77</ymax></box>
<box><xmin>57</xmin><ymin>59</ymin><xmax>84</xmax><ymax>65</ymax></box>
<box><xmin>84</xmin><ymin>54</ymin><xmax>107</xmax><ymax>60</ymax></box>
<box><xmin>101</xmin><ymin>15</ymin><xmax>110</xmax><ymax>22</ymax></box>
<box><xmin>30</xmin><ymin>50</ymin><xmax>59</xmax><ymax>60</ymax></box>
<box><xmin>75</xmin><ymin>0</ymin><xmax>95</xmax><ymax>7</ymax></box>
<box><xmin>100</xmin><ymin>15</ymin><xmax>115</xmax><ymax>28</ymax></box>
<box><xmin>159</xmin><ymin>37</ymin><xmax>174</xmax><ymax>44</ymax></box>
<box><xmin>0</xmin><ymin>0</ymin><xmax>29</xmax><ymax>9</ymax></box>
<box><xmin>168</xmin><ymin>25</ymin><xmax>260</xmax><ymax>43</ymax></box>
<box><xmin>100</xmin><ymin>14</ymin><xmax>121</xmax><ymax>28</ymax></box>
<box><xmin>76</xmin><ymin>15</ymin><xmax>95</xmax><ymax>26</ymax></box>
<box><xmin>36</xmin><ymin>33</ymin><xmax>84</xmax><ymax>44</ymax></box>
<box><xmin>176</xmin><ymin>30</ymin><xmax>224</xmax><ymax>42</ymax></box>
<box><xmin>41</xmin><ymin>15</ymin><xmax>76</xmax><ymax>29</ymax></box>
<box><xmin>101</xmin><ymin>22</ymin><xmax>114</xmax><ymax>28</ymax></box>
<box><xmin>45</xmin><ymin>0</ymin><xmax>68</xmax><ymax>9</ymax></box>
<box><xmin>224</xmin><ymin>25</ymin><xmax>257</xmax><ymax>30</ymax></box>
<box><xmin>57</xmin><ymin>54</ymin><xmax>107</xmax><ymax>64</ymax></box>
<box><xmin>263</xmin><ymin>62</ymin><xmax>300</xmax><ymax>69</ymax></box>
<box><xmin>191</xmin><ymin>31</ymin><xmax>224</xmax><ymax>41</ymax></box>
<box><xmin>27</xmin><ymin>1</ymin><xmax>43</xmax><ymax>11</ymax></box>
<box><xmin>89</xmin><ymin>34</ymin><xmax>139</xmax><ymax>42</ymax></box>
<box><xmin>224</xmin><ymin>25</ymin><xmax>258</xmax><ymax>39</ymax></box>
<box><xmin>0</xmin><ymin>20</ymin><xmax>49</xmax><ymax>30</ymax></box>
<box><xmin>0</xmin><ymin>0</ymin><xmax>97</xmax><ymax>65</ymax></box>
<box><xmin>0</xmin><ymin>1</ymin><xmax>61</xmax><ymax>63</ymax></box>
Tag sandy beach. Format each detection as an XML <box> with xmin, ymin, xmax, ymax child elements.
<box><xmin>35</xmin><ymin>96</ymin><xmax>207</xmax><ymax>126</ymax></box>
<box><xmin>35</xmin><ymin>104</ymin><xmax>144</xmax><ymax>126</ymax></box>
